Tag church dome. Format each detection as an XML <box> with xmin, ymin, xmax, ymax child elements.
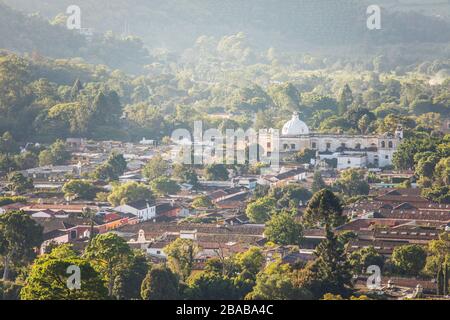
<box><xmin>282</xmin><ymin>112</ymin><xmax>309</xmax><ymax>135</ymax></box>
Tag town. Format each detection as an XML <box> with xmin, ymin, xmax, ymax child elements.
<box><xmin>0</xmin><ymin>0</ymin><xmax>450</xmax><ymax>304</ymax></box>
<box><xmin>1</xmin><ymin>112</ymin><xmax>449</xmax><ymax>300</ymax></box>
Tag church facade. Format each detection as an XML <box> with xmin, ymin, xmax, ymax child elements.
<box><xmin>261</xmin><ymin>112</ymin><xmax>403</xmax><ymax>169</ymax></box>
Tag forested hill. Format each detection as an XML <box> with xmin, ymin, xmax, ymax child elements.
<box><xmin>0</xmin><ymin>2</ymin><xmax>151</xmax><ymax>74</ymax></box>
<box><xmin>3</xmin><ymin>0</ymin><xmax>450</xmax><ymax>51</ymax></box>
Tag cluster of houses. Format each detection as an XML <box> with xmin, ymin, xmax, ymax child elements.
<box><xmin>1</xmin><ymin>132</ymin><xmax>449</xmax><ymax>298</ymax></box>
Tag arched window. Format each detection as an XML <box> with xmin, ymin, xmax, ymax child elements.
<box><xmin>381</xmin><ymin>141</ymin><xmax>386</xmax><ymax>148</ymax></box>
<box><xmin>388</xmin><ymin>141</ymin><xmax>393</xmax><ymax>148</ymax></box>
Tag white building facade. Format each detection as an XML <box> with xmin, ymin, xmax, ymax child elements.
<box><xmin>261</xmin><ymin>112</ymin><xmax>403</xmax><ymax>169</ymax></box>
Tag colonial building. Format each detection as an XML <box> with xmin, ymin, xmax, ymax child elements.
<box><xmin>261</xmin><ymin>112</ymin><xmax>403</xmax><ymax>169</ymax></box>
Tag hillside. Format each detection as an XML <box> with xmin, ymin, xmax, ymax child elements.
<box><xmin>0</xmin><ymin>2</ymin><xmax>151</xmax><ymax>74</ymax></box>
<box><xmin>3</xmin><ymin>0</ymin><xmax>450</xmax><ymax>52</ymax></box>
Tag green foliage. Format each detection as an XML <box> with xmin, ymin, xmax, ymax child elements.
<box><xmin>311</xmin><ymin>171</ymin><xmax>326</xmax><ymax>193</ymax></box>
<box><xmin>245</xmin><ymin>196</ymin><xmax>276</xmax><ymax>223</ymax></box>
<box><xmin>0</xmin><ymin>211</ymin><xmax>43</xmax><ymax>281</ymax></box>
<box><xmin>164</xmin><ymin>238</ymin><xmax>199</xmax><ymax>282</ymax></box>
<box><xmin>186</xmin><ymin>271</ymin><xmax>238</xmax><ymax>300</ymax></box>
<box><xmin>304</xmin><ymin>189</ymin><xmax>345</xmax><ymax>229</ymax></box>
<box><xmin>173</xmin><ymin>164</ymin><xmax>199</xmax><ymax>187</ymax></box>
<box><xmin>93</xmin><ymin>153</ymin><xmax>127</xmax><ymax>181</ymax></box>
<box><xmin>205</xmin><ymin>164</ymin><xmax>229</xmax><ymax>181</ymax></box>
<box><xmin>6</xmin><ymin>172</ymin><xmax>33</xmax><ymax>194</ymax></box>
<box><xmin>265</xmin><ymin>210</ymin><xmax>303</xmax><ymax>246</ymax></box>
<box><xmin>142</xmin><ymin>154</ymin><xmax>169</xmax><ymax>181</ymax></box>
<box><xmin>150</xmin><ymin>177</ymin><xmax>180</xmax><ymax>196</ymax></box>
<box><xmin>333</xmin><ymin>169</ymin><xmax>369</xmax><ymax>197</ymax></box>
<box><xmin>62</xmin><ymin>179</ymin><xmax>99</xmax><ymax>200</ymax></box>
<box><xmin>349</xmin><ymin>246</ymin><xmax>385</xmax><ymax>274</ymax></box>
<box><xmin>38</xmin><ymin>140</ymin><xmax>70</xmax><ymax>166</ymax></box>
<box><xmin>0</xmin><ymin>280</ymin><xmax>22</xmax><ymax>300</ymax></box>
<box><xmin>269</xmin><ymin>185</ymin><xmax>312</xmax><ymax>208</ymax></box>
<box><xmin>313</xmin><ymin>229</ymin><xmax>353</xmax><ymax>296</ymax></box>
<box><xmin>20</xmin><ymin>245</ymin><xmax>108</xmax><ymax>300</ymax></box>
<box><xmin>113</xmin><ymin>251</ymin><xmax>149</xmax><ymax>300</ymax></box>
<box><xmin>338</xmin><ymin>84</ymin><xmax>353</xmax><ymax>115</ymax></box>
<box><xmin>391</xmin><ymin>244</ymin><xmax>427</xmax><ymax>276</ymax></box>
<box><xmin>268</xmin><ymin>83</ymin><xmax>301</xmax><ymax>112</ymax></box>
<box><xmin>246</xmin><ymin>260</ymin><xmax>311</xmax><ymax>300</ymax></box>
<box><xmin>0</xmin><ymin>132</ymin><xmax>18</xmax><ymax>154</ymax></box>
<box><xmin>192</xmin><ymin>195</ymin><xmax>213</xmax><ymax>209</ymax></box>
<box><xmin>107</xmin><ymin>181</ymin><xmax>154</xmax><ymax>206</ymax></box>
<box><xmin>84</xmin><ymin>233</ymin><xmax>133</xmax><ymax>297</ymax></box>
<box><xmin>141</xmin><ymin>265</ymin><xmax>180</xmax><ymax>300</ymax></box>
<box><xmin>393</xmin><ymin>136</ymin><xmax>440</xmax><ymax>171</ymax></box>
<box><xmin>0</xmin><ymin>196</ymin><xmax>26</xmax><ymax>206</ymax></box>
<box><xmin>425</xmin><ymin>233</ymin><xmax>450</xmax><ymax>296</ymax></box>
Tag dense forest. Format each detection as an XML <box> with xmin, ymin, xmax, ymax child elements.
<box><xmin>3</xmin><ymin>0</ymin><xmax>450</xmax><ymax>51</ymax></box>
<box><xmin>0</xmin><ymin>1</ymin><xmax>449</xmax><ymax>184</ymax></box>
<box><xmin>0</xmin><ymin>2</ymin><xmax>151</xmax><ymax>73</ymax></box>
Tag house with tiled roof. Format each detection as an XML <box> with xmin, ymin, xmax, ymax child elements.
<box><xmin>114</xmin><ymin>199</ymin><xmax>156</xmax><ymax>222</ymax></box>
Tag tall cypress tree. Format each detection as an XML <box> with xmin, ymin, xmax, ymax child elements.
<box><xmin>314</xmin><ymin>228</ymin><xmax>353</xmax><ymax>296</ymax></box>
<box><xmin>338</xmin><ymin>84</ymin><xmax>353</xmax><ymax>116</ymax></box>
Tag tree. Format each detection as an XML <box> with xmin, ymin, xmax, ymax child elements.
<box><xmin>338</xmin><ymin>84</ymin><xmax>353</xmax><ymax>115</ymax></box>
<box><xmin>269</xmin><ymin>185</ymin><xmax>312</xmax><ymax>208</ymax></box>
<box><xmin>425</xmin><ymin>233</ymin><xmax>450</xmax><ymax>296</ymax></box>
<box><xmin>106</xmin><ymin>153</ymin><xmax>128</xmax><ymax>177</ymax></box>
<box><xmin>142</xmin><ymin>154</ymin><xmax>169</xmax><ymax>180</ymax></box>
<box><xmin>20</xmin><ymin>245</ymin><xmax>108</xmax><ymax>300</ymax></box>
<box><xmin>0</xmin><ymin>211</ymin><xmax>43</xmax><ymax>281</ymax></box>
<box><xmin>192</xmin><ymin>195</ymin><xmax>213</xmax><ymax>209</ymax></box>
<box><xmin>62</xmin><ymin>180</ymin><xmax>98</xmax><ymax>200</ymax></box>
<box><xmin>334</xmin><ymin>169</ymin><xmax>369</xmax><ymax>197</ymax></box>
<box><xmin>422</xmin><ymin>185</ymin><xmax>450</xmax><ymax>204</ymax></box>
<box><xmin>70</xmin><ymin>78</ymin><xmax>83</xmax><ymax>99</ymax></box>
<box><xmin>349</xmin><ymin>246</ymin><xmax>385</xmax><ymax>274</ymax></box>
<box><xmin>415</xmin><ymin>154</ymin><xmax>440</xmax><ymax>180</ymax></box>
<box><xmin>0</xmin><ymin>132</ymin><xmax>18</xmax><ymax>154</ymax></box>
<box><xmin>186</xmin><ymin>271</ymin><xmax>237</xmax><ymax>300</ymax></box>
<box><xmin>205</xmin><ymin>164</ymin><xmax>229</xmax><ymax>181</ymax></box>
<box><xmin>245</xmin><ymin>196</ymin><xmax>276</xmax><ymax>223</ymax></box>
<box><xmin>173</xmin><ymin>164</ymin><xmax>199</xmax><ymax>187</ymax></box>
<box><xmin>84</xmin><ymin>233</ymin><xmax>133</xmax><ymax>297</ymax></box>
<box><xmin>107</xmin><ymin>181</ymin><xmax>154</xmax><ymax>206</ymax></box>
<box><xmin>265</xmin><ymin>210</ymin><xmax>303</xmax><ymax>246</ymax></box>
<box><xmin>150</xmin><ymin>176</ymin><xmax>180</xmax><ymax>196</ymax></box>
<box><xmin>6</xmin><ymin>172</ymin><xmax>33</xmax><ymax>195</ymax></box>
<box><xmin>303</xmin><ymin>189</ymin><xmax>345</xmax><ymax>229</ymax></box>
<box><xmin>246</xmin><ymin>260</ymin><xmax>311</xmax><ymax>300</ymax></box>
<box><xmin>313</xmin><ymin>229</ymin><xmax>353</xmax><ymax>296</ymax></box>
<box><xmin>113</xmin><ymin>251</ymin><xmax>149</xmax><ymax>300</ymax></box>
<box><xmin>38</xmin><ymin>140</ymin><xmax>70</xmax><ymax>166</ymax></box>
<box><xmin>393</xmin><ymin>137</ymin><xmax>438</xmax><ymax>171</ymax></box>
<box><xmin>311</xmin><ymin>171</ymin><xmax>326</xmax><ymax>193</ymax></box>
<box><xmin>164</xmin><ymin>238</ymin><xmax>199</xmax><ymax>282</ymax></box>
<box><xmin>391</xmin><ymin>244</ymin><xmax>427</xmax><ymax>276</ymax></box>
<box><xmin>92</xmin><ymin>153</ymin><xmax>127</xmax><ymax>181</ymax></box>
<box><xmin>141</xmin><ymin>265</ymin><xmax>180</xmax><ymax>300</ymax></box>
<box><xmin>212</xmin><ymin>247</ymin><xmax>266</xmax><ymax>299</ymax></box>
<box><xmin>293</xmin><ymin>148</ymin><xmax>316</xmax><ymax>164</ymax></box>
<box><xmin>358</xmin><ymin>114</ymin><xmax>372</xmax><ymax>134</ymax></box>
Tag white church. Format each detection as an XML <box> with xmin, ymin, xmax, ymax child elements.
<box><xmin>262</xmin><ymin>112</ymin><xmax>403</xmax><ymax>170</ymax></box>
